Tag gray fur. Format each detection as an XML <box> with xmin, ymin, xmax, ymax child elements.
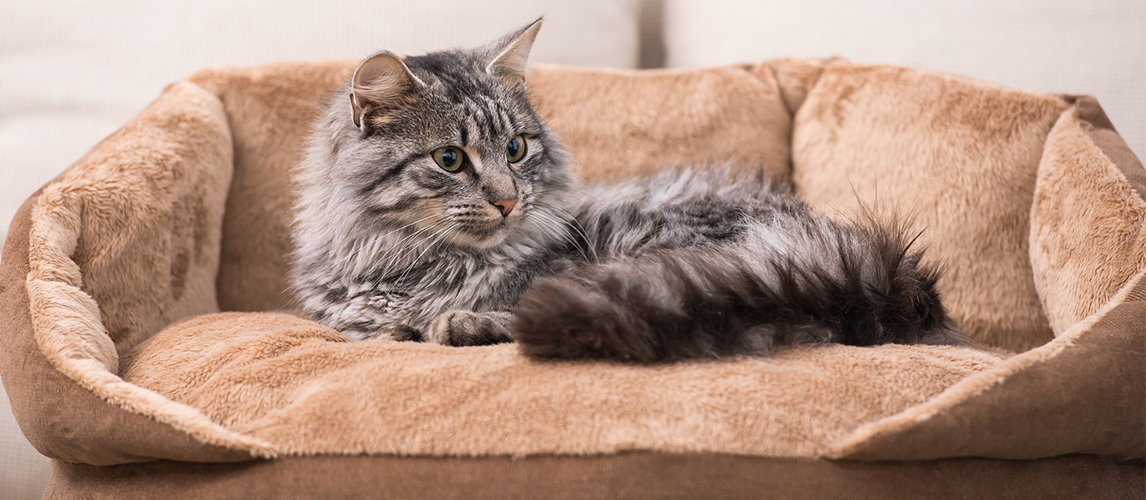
<box><xmin>290</xmin><ymin>22</ymin><xmax>965</xmax><ymax>359</ymax></box>
<box><xmin>292</xmin><ymin>21</ymin><xmax>578</xmax><ymax>341</ymax></box>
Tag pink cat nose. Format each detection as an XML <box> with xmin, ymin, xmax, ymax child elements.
<box><xmin>493</xmin><ymin>199</ymin><xmax>518</xmax><ymax>217</ymax></box>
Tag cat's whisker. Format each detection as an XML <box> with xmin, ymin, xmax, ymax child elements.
<box><xmin>551</xmin><ymin>216</ymin><xmax>594</xmax><ymax>262</ymax></box>
<box><xmin>358</xmin><ymin>214</ymin><xmax>444</xmax><ymax>271</ymax></box>
<box><xmin>410</xmin><ymin>225</ymin><xmax>462</xmax><ymax>289</ymax></box>
<box><xmin>379</xmin><ymin>214</ymin><xmax>444</xmax><ymax>241</ymax></box>
<box><xmin>423</xmin><ymin>228</ymin><xmax>467</xmax><ymax>292</ymax></box>
<box><xmin>397</xmin><ymin>223</ymin><xmax>458</xmax><ymax>286</ymax></box>
<box><xmin>346</xmin><ymin>214</ymin><xmax>443</xmax><ymax>276</ymax></box>
<box><xmin>526</xmin><ymin>210</ymin><xmax>573</xmax><ymax>249</ymax></box>
<box><xmin>531</xmin><ymin>212</ymin><xmax>589</xmax><ymax>263</ymax></box>
<box><xmin>375</xmin><ymin>216</ymin><xmax>450</xmax><ymax>287</ymax></box>
<box><xmin>373</xmin><ymin>224</ymin><xmax>438</xmax><ymax>281</ymax></box>
<box><xmin>531</xmin><ymin>206</ymin><xmax>595</xmax><ymax>262</ymax></box>
<box><xmin>380</xmin><ymin>223</ymin><xmax>445</xmax><ymax>279</ymax></box>
<box><xmin>537</xmin><ymin>202</ymin><xmax>597</xmax><ymax>261</ymax></box>
<box><xmin>535</xmin><ymin>216</ymin><xmax>593</xmax><ymax>267</ymax></box>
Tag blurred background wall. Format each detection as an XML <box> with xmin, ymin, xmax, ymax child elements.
<box><xmin>1</xmin><ymin>1</ymin><xmax>1142</xmax><ymax>497</ymax></box>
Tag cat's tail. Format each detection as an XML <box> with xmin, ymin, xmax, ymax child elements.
<box><xmin>512</xmin><ymin>217</ymin><xmax>968</xmax><ymax>362</ymax></box>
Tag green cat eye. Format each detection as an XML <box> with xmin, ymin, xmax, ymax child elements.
<box><xmin>433</xmin><ymin>146</ymin><xmax>465</xmax><ymax>172</ymax></box>
<box><xmin>506</xmin><ymin>135</ymin><xmax>526</xmax><ymax>163</ymax></box>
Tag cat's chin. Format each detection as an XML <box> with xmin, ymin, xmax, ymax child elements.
<box><xmin>448</xmin><ymin>226</ymin><xmax>511</xmax><ymax>250</ymax></box>
<box><xmin>450</xmin><ymin>213</ymin><xmax>530</xmax><ymax>250</ymax></box>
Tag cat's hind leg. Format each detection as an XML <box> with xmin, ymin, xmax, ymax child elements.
<box><xmin>427</xmin><ymin>310</ymin><xmax>516</xmax><ymax>346</ymax></box>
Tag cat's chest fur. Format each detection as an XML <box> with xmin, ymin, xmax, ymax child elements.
<box><xmin>410</xmin><ymin>234</ymin><xmax>578</xmax><ymax>315</ymax></box>
<box><xmin>311</xmin><ymin>216</ymin><xmax>581</xmax><ymax>340</ymax></box>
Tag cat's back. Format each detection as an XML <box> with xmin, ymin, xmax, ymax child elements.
<box><xmin>573</xmin><ymin>167</ymin><xmax>800</xmax><ymax>257</ymax></box>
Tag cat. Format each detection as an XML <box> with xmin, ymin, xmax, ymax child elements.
<box><xmin>289</xmin><ymin>19</ymin><xmax>967</xmax><ymax>362</ymax></box>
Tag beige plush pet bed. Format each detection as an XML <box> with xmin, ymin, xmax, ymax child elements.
<box><xmin>1</xmin><ymin>58</ymin><xmax>1143</xmax><ymax>498</ymax></box>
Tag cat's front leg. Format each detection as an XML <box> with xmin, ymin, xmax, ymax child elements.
<box><xmin>427</xmin><ymin>310</ymin><xmax>516</xmax><ymax>346</ymax></box>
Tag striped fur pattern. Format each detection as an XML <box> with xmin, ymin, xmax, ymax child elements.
<box><xmin>290</xmin><ymin>21</ymin><xmax>966</xmax><ymax>360</ymax></box>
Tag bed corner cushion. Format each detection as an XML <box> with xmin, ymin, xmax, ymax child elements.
<box><xmin>0</xmin><ymin>81</ymin><xmax>270</xmax><ymax>465</ymax></box>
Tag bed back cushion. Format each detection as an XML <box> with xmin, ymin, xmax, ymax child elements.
<box><xmin>790</xmin><ymin>63</ymin><xmax>1069</xmax><ymax>352</ymax></box>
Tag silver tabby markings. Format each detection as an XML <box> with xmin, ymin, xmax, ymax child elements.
<box><xmin>290</xmin><ymin>19</ymin><xmax>967</xmax><ymax>360</ymax></box>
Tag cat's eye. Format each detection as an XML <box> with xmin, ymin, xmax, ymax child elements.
<box><xmin>433</xmin><ymin>146</ymin><xmax>465</xmax><ymax>172</ymax></box>
<box><xmin>506</xmin><ymin>135</ymin><xmax>526</xmax><ymax>163</ymax></box>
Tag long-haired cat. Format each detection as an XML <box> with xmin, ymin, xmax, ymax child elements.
<box><xmin>290</xmin><ymin>19</ymin><xmax>966</xmax><ymax>362</ymax></box>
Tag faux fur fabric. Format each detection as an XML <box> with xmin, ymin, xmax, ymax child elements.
<box><xmin>1029</xmin><ymin>104</ymin><xmax>1146</xmax><ymax>334</ymax></box>
<box><xmin>121</xmin><ymin>312</ymin><xmax>1001</xmax><ymax>457</ymax></box>
<box><xmin>526</xmin><ymin>64</ymin><xmax>792</xmax><ymax>183</ymax></box>
<box><xmin>20</xmin><ymin>81</ymin><xmax>275</xmax><ymax>460</ymax></box>
<box><xmin>2</xmin><ymin>58</ymin><xmax>1143</xmax><ymax>472</ymax></box>
<box><xmin>29</xmin><ymin>81</ymin><xmax>233</xmax><ymax>359</ymax></box>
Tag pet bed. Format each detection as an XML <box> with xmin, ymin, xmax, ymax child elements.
<box><xmin>1</xmin><ymin>58</ymin><xmax>1142</xmax><ymax>498</ymax></box>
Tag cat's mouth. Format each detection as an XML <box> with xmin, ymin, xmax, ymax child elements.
<box><xmin>454</xmin><ymin>202</ymin><xmax>531</xmax><ymax>248</ymax></box>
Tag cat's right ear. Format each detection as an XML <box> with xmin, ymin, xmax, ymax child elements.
<box><xmin>350</xmin><ymin>51</ymin><xmax>424</xmax><ymax>129</ymax></box>
<box><xmin>485</xmin><ymin>18</ymin><xmax>543</xmax><ymax>90</ymax></box>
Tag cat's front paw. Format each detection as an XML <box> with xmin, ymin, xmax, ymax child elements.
<box><xmin>427</xmin><ymin>310</ymin><xmax>516</xmax><ymax>347</ymax></box>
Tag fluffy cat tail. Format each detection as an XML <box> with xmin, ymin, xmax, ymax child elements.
<box><xmin>512</xmin><ymin>218</ymin><xmax>968</xmax><ymax>362</ymax></box>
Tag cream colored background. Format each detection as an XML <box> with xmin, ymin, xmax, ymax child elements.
<box><xmin>0</xmin><ymin>0</ymin><xmax>1142</xmax><ymax>498</ymax></box>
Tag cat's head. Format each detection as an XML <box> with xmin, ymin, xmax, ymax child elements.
<box><xmin>309</xmin><ymin>19</ymin><xmax>573</xmax><ymax>250</ymax></box>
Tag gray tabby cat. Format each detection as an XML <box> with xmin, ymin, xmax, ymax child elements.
<box><xmin>290</xmin><ymin>20</ymin><xmax>966</xmax><ymax>362</ymax></box>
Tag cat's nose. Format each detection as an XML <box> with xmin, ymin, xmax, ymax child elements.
<box><xmin>492</xmin><ymin>199</ymin><xmax>518</xmax><ymax>217</ymax></box>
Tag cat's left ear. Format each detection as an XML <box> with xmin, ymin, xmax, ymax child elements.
<box><xmin>485</xmin><ymin>18</ymin><xmax>543</xmax><ymax>89</ymax></box>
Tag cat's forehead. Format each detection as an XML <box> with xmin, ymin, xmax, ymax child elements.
<box><xmin>400</xmin><ymin>51</ymin><xmax>538</xmax><ymax>139</ymax></box>
<box><xmin>405</xmin><ymin>50</ymin><xmax>502</xmax><ymax>96</ymax></box>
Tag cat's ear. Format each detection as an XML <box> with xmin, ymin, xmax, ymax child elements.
<box><xmin>350</xmin><ymin>51</ymin><xmax>424</xmax><ymax>129</ymax></box>
<box><xmin>485</xmin><ymin>18</ymin><xmax>543</xmax><ymax>89</ymax></box>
